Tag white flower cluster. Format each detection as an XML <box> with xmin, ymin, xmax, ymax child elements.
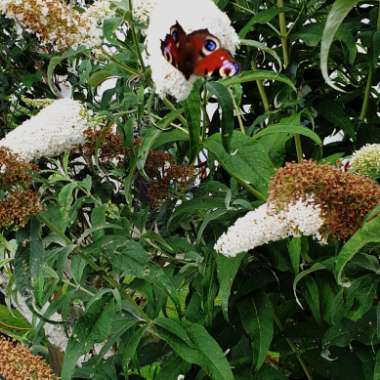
<box><xmin>80</xmin><ymin>0</ymin><xmax>115</xmax><ymax>50</ymax></box>
<box><xmin>0</xmin><ymin>0</ymin><xmax>114</xmax><ymax>51</ymax></box>
<box><xmin>145</xmin><ymin>0</ymin><xmax>239</xmax><ymax>101</ymax></box>
<box><xmin>132</xmin><ymin>0</ymin><xmax>157</xmax><ymax>24</ymax></box>
<box><xmin>350</xmin><ymin>144</ymin><xmax>380</xmax><ymax>179</ymax></box>
<box><xmin>0</xmin><ymin>99</ymin><xmax>90</xmax><ymax>161</ymax></box>
<box><xmin>215</xmin><ymin>197</ymin><xmax>324</xmax><ymax>258</ymax></box>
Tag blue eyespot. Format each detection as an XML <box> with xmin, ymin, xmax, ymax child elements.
<box><xmin>205</xmin><ymin>39</ymin><xmax>217</xmax><ymax>52</ymax></box>
<box><xmin>172</xmin><ymin>30</ymin><xmax>178</xmax><ymax>42</ymax></box>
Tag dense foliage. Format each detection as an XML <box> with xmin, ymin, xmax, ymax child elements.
<box><xmin>1</xmin><ymin>0</ymin><xmax>380</xmax><ymax>379</ymax></box>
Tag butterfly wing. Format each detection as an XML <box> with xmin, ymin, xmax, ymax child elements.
<box><xmin>193</xmin><ymin>49</ymin><xmax>240</xmax><ymax>78</ymax></box>
<box><xmin>161</xmin><ymin>23</ymin><xmax>239</xmax><ymax>80</ymax></box>
<box><xmin>160</xmin><ymin>22</ymin><xmax>186</xmax><ymax>70</ymax></box>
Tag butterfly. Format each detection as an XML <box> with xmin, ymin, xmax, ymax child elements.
<box><xmin>160</xmin><ymin>22</ymin><xmax>239</xmax><ymax>80</ymax></box>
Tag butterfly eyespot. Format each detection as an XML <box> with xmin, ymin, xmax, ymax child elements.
<box><xmin>170</xmin><ymin>26</ymin><xmax>179</xmax><ymax>42</ymax></box>
<box><xmin>202</xmin><ymin>37</ymin><xmax>220</xmax><ymax>56</ymax></box>
<box><xmin>164</xmin><ymin>48</ymin><xmax>173</xmax><ymax>64</ymax></box>
<box><xmin>219</xmin><ymin>61</ymin><xmax>239</xmax><ymax>78</ymax></box>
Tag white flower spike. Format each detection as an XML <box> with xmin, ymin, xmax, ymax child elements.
<box><xmin>145</xmin><ymin>0</ymin><xmax>239</xmax><ymax>101</ymax></box>
<box><xmin>0</xmin><ymin>99</ymin><xmax>90</xmax><ymax>161</ymax></box>
<box><xmin>214</xmin><ymin>197</ymin><xmax>325</xmax><ymax>258</ymax></box>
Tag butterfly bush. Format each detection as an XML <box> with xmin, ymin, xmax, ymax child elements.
<box><xmin>215</xmin><ymin>161</ymin><xmax>380</xmax><ymax>257</ymax></box>
<box><xmin>0</xmin><ymin>0</ymin><xmax>114</xmax><ymax>51</ymax></box>
<box><xmin>0</xmin><ymin>98</ymin><xmax>91</xmax><ymax>161</ymax></box>
<box><xmin>350</xmin><ymin>144</ymin><xmax>380</xmax><ymax>179</ymax></box>
<box><xmin>145</xmin><ymin>0</ymin><xmax>239</xmax><ymax>101</ymax></box>
<box><xmin>132</xmin><ymin>0</ymin><xmax>157</xmax><ymax>23</ymax></box>
<box><xmin>0</xmin><ymin>337</ymin><xmax>58</xmax><ymax>380</ymax></box>
<box><xmin>214</xmin><ymin>198</ymin><xmax>324</xmax><ymax>258</ymax></box>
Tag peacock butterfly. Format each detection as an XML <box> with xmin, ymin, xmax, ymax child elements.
<box><xmin>160</xmin><ymin>22</ymin><xmax>239</xmax><ymax>80</ymax></box>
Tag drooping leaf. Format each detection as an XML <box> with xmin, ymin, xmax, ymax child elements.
<box><xmin>205</xmin><ymin>131</ymin><xmax>275</xmax><ymax>195</ymax></box>
<box><xmin>320</xmin><ymin>0</ymin><xmax>361</xmax><ymax>89</ymax></box>
<box><xmin>222</xmin><ymin>70</ymin><xmax>296</xmax><ymax>91</ymax></box>
<box><xmin>238</xmin><ymin>293</ymin><xmax>274</xmax><ymax>370</ymax></box>
<box><xmin>155</xmin><ymin>318</ymin><xmax>234</xmax><ymax>380</ymax></box>
<box><xmin>206</xmin><ymin>82</ymin><xmax>234</xmax><ymax>153</ymax></box>
<box><xmin>62</xmin><ymin>298</ymin><xmax>115</xmax><ymax>380</ymax></box>
<box><xmin>336</xmin><ymin>216</ymin><xmax>380</xmax><ymax>286</ymax></box>
<box><xmin>216</xmin><ymin>253</ymin><xmax>246</xmax><ymax>320</ymax></box>
<box><xmin>184</xmin><ymin>81</ymin><xmax>202</xmax><ymax>162</ymax></box>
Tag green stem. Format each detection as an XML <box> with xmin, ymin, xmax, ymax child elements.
<box><xmin>359</xmin><ymin>64</ymin><xmax>373</xmax><ymax>123</ymax></box>
<box><xmin>202</xmin><ymin>86</ymin><xmax>211</xmax><ymax>140</ymax></box>
<box><xmin>230</xmin><ymin>89</ymin><xmax>246</xmax><ymax>135</ymax></box>
<box><xmin>283</xmin><ymin>0</ymin><xmax>301</xmax><ymax>164</ymax></box>
<box><xmin>277</xmin><ymin>0</ymin><xmax>289</xmax><ymax>68</ymax></box>
<box><xmin>273</xmin><ymin>313</ymin><xmax>314</xmax><ymax>380</ymax></box>
<box><xmin>162</xmin><ymin>96</ymin><xmax>189</xmax><ymax>127</ymax></box>
<box><xmin>251</xmin><ymin>60</ymin><xmax>270</xmax><ymax>112</ymax></box>
<box><xmin>101</xmin><ymin>49</ymin><xmax>139</xmax><ymax>76</ymax></box>
<box><xmin>294</xmin><ymin>134</ymin><xmax>303</xmax><ymax>162</ymax></box>
<box><xmin>236</xmin><ymin>178</ymin><xmax>266</xmax><ymax>201</ymax></box>
<box><xmin>128</xmin><ymin>0</ymin><xmax>146</xmax><ymax>71</ymax></box>
<box><xmin>359</xmin><ymin>5</ymin><xmax>379</xmax><ymax>124</ymax></box>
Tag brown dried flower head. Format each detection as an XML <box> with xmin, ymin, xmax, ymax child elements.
<box><xmin>5</xmin><ymin>0</ymin><xmax>83</xmax><ymax>50</ymax></box>
<box><xmin>0</xmin><ymin>147</ymin><xmax>42</xmax><ymax>229</ymax></box>
<box><xmin>268</xmin><ymin>160</ymin><xmax>380</xmax><ymax>240</ymax></box>
<box><xmin>83</xmin><ymin>126</ymin><xmax>125</xmax><ymax>163</ymax></box>
<box><xmin>3</xmin><ymin>0</ymin><xmax>114</xmax><ymax>52</ymax></box>
<box><xmin>0</xmin><ymin>336</ymin><xmax>58</xmax><ymax>380</ymax></box>
<box><xmin>144</xmin><ymin>151</ymin><xmax>195</xmax><ymax>209</ymax></box>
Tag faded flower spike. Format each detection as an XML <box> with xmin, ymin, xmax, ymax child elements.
<box><xmin>350</xmin><ymin>144</ymin><xmax>380</xmax><ymax>179</ymax></box>
<box><xmin>0</xmin><ymin>0</ymin><xmax>114</xmax><ymax>51</ymax></box>
<box><xmin>215</xmin><ymin>161</ymin><xmax>380</xmax><ymax>257</ymax></box>
<box><xmin>0</xmin><ymin>336</ymin><xmax>58</xmax><ymax>380</ymax></box>
<box><xmin>0</xmin><ymin>147</ymin><xmax>42</xmax><ymax>229</ymax></box>
<box><xmin>269</xmin><ymin>161</ymin><xmax>380</xmax><ymax>241</ymax></box>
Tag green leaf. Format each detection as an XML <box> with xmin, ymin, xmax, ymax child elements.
<box><xmin>317</xmin><ymin>100</ymin><xmax>356</xmax><ymax>139</ymax></box>
<box><xmin>222</xmin><ymin>70</ymin><xmax>296</xmax><ymax>91</ymax></box>
<box><xmin>155</xmin><ymin>319</ymin><xmax>234</xmax><ymax>380</ymax></box>
<box><xmin>322</xmin><ymin>308</ymin><xmax>379</xmax><ymax>349</ymax></box>
<box><xmin>240</xmin><ymin>39</ymin><xmax>282</xmax><ymax>68</ymax></box>
<box><xmin>238</xmin><ymin>293</ymin><xmax>274</xmax><ymax>370</ymax></box>
<box><xmin>152</xmin><ymin>128</ymin><xmax>188</xmax><ymax>149</ymax></box>
<box><xmin>303</xmin><ymin>277</ymin><xmax>322</xmax><ymax>324</ymax></box>
<box><xmin>239</xmin><ymin>8</ymin><xmax>284</xmax><ymax>39</ymax></box>
<box><xmin>185</xmin><ymin>322</ymin><xmax>235</xmax><ymax>380</ymax></box>
<box><xmin>252</xmin><ymin>114</ymin><xmax>322</xmax><ymax>146</ymax></box>
<box><xmin>169</xmin><ymin>196</ymin><xmax>226</xmax><ymax>228</ymax></box>
<box><xmin>47</xmin><ymin>47</ymin><xmax>87</xmax><ymax>95</ymax></box>
<box><xmin>216</xmin><ymin>253</ymin><xmax>246</xmax><ymax>320</ymax></box>
<box><xmin>293</xmin><ymin>257</ymin><xmax>336</xmax><ymax>308</ymax></box>
<box><xmin>88</xmin><ymin>64</ymin><xmax>120</xmax><ymax>87</ymax></box>
<box><xmin>122</xmin><ymin>326</ymin><xmax>148</xmax><ymax>374</ymax></box>
<box><xmin>288</xmin><ymin>237</ymin><xmax>301</xmax><ymax>275</ymax></box>
<box><xmin>336</xmin><ymin>216</ymin><xmax>380</xmax><ymax>286</ymax></box>
<box><xmin>374</xmin><ymin>350</ymin><xmax>380</xmax><ymax>380</ymax></box>
<box><xmin>320</xmin><ymin>0</ymin><xmax>360</xmax><ymax>90</ymax></box>
<box><xmin>205</xmin><ymin>131</ymin><xmax>275</xmax><ymax>195</ymax></box>
<box><xmin>62</xmin><ymin>298</ymin><xmax>115</xmax><ymax>380</ymax></box>
<box><xmin>206</xmin><ymin>82</ymin><xmax>234</xmax><ymax>153</ymax></box>
<box><xmin>184</xmin><ymin>81</ymin><xmax>202</xmax><ymax>162</ymax></box>
<box><xmin>136</xmin><ymin>127</ymin><xmax>162</xmax><ymax>177</ymax></box>
<box><xmin>111</xmin><ymin>240</ymin><xmax>181</xmax><ymax>315</ymax></box>
<box><xmin>0</xmin><ymin>305</ymin><xmax>31</xmax><ymax>337</ymax></box>
<box><xmin>253</xmin><ymin>365</ymin><xmax>288</xmax><ymax>380</ymax></box>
